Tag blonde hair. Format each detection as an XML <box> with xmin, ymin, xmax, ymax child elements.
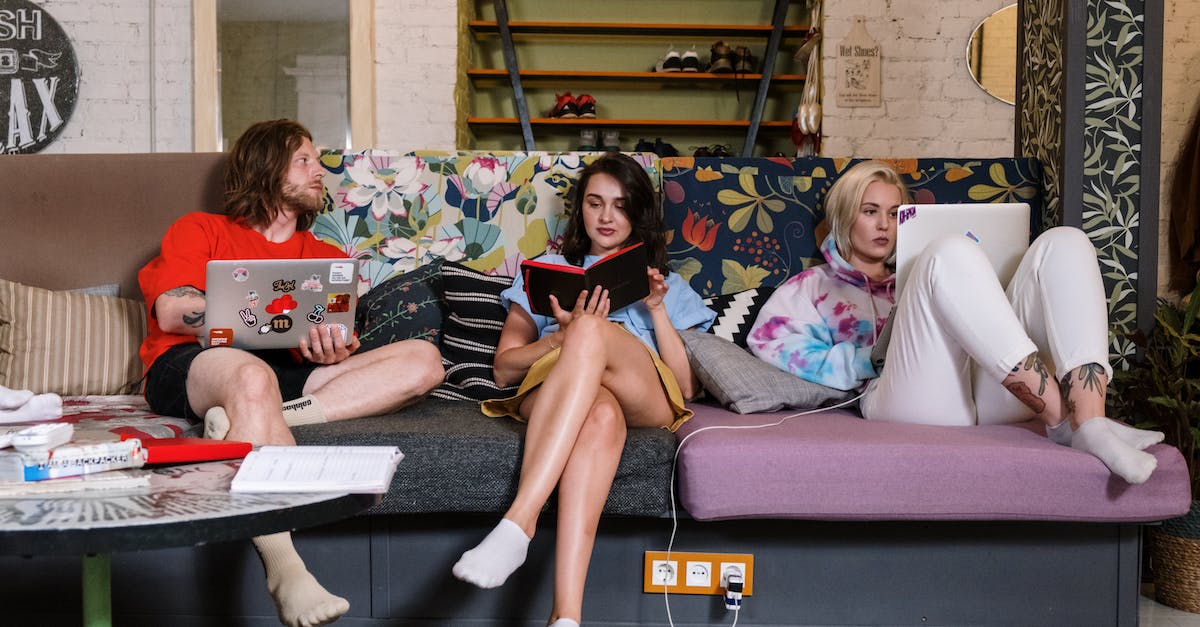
<box><xmin>824</xmin><ymin>161</ymin><xmax>910</xmax><ymax>263</ymax></box>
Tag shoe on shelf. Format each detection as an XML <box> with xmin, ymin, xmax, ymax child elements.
<box><xmin>681</xmin><ymin>46</ymin><xmax>701</xmax><ymax>72</ymax></box>
<box><xmin>601</xmin><ymin>130</ymin><xmax>621</xmax><ymax>152</ymax></box>
<box><xmin>691</xmin><ymin>145</ymin><xmax>712</xmax><ymax>157</ymax></box>
<box><xmin>655</xmin><ymin>48</ymin><xmax>683</xmax><ymax>72</ymax></box>
<box><xmin>734</xmin><ymin>46</ymin><xmax>756</xmax><ymax>73</ymax></box>
<box><xmin>707</xmin><ymin>40</ymin><xmax>734</xmax><ymax>73</ymax></box>
<box><xmin>575</xmin><ymin>93</ymin><xmax>597</xmax><ymax>118</ymax></box>
<box><xmin>549</xmin><ymin>92</ymin><xmax>579</xmax><ymax>118</ymax></box>
<box><xmin>709</xmin><ymin>143</ymin><xmax>732</xmax><ymax>157</ymax></box>
<box><xmin>653</xmin><ymin>137</ymin><xmax>679</xmax><ymax>158</ymax></box>
<box><xmin>578</xmin><ymin>129</ymin><xmax>598</xmax><ymax>151</ymax></box>
<box><xmin>634</xmin><ymin>137</ymin><xmax>655</xmax><ymax>153</ymax></box>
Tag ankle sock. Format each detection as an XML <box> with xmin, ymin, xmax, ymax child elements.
<box><xmin>0</xmin><ymin>393</ymin><xmax>62</xmax><ymax>424</ymax></box>
<box><xmin>452</xmin><ymin>518</ymin><xmax>531</xmax><ymax>589</ymax></box>
<box><xmin>253</xmin><ymin>532</ymin><xmax>349</xmax><ymax>627</ymax></box>
<box><xmin>0</xmin><ymin>385</ymin><xmax>34</xmax><ymax>410</ymax></box>
<box><xmin>549</xmin><ymin>619</ymin><xmax>580</xmax><ymax>627</ymax></box>
<box><xmin>1099</xmin><ymin>417</ymin><xmax>1165</xmax><ymax>450</ymax></box>
<box><xmin>1072</xmin><ymin>417</ymin><xmax>1157</xmax><ymax>484</ymax></box>
<box><xmin>282</xmin><ymin>395</ymin><xmax>326</xmax><ymax>427</ymax></box>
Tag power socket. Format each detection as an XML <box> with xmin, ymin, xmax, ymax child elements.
<box><xmin>643</xmin><ymin>551</ymin><xmax>754</xmax><ymax>595</ymax></box>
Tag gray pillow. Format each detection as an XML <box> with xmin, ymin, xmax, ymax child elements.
<box><xmin>679</xmin><ymin>328</ymin><xmax>853</xmax><ymax>414</ymax></box>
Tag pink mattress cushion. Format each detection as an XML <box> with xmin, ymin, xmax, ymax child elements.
<box><xmin>675</xmin><ymin>403</ymin><xmax>1192</xmax><ymax>522</ymax></box>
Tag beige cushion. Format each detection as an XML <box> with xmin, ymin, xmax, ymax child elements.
<box><xmin>0</xmin><ymin>279</ymin><xmax>147</xmax><ymax>395</ymax></box>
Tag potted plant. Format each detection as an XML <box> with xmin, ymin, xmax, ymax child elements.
<box><xmin>1108</xmin><ymin>282</ymin><xmax>1200</xmax><ymax>612</ymax></box>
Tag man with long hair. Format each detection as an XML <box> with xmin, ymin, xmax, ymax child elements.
<box><xmin>139</xmin><ymin>119</ymin><xmax>444</xmax><ymax>626</ymax></box>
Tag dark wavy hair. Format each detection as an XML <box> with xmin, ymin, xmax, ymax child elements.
<box><xmin>562</xmin><ymin>153</ymin><xmax>668</xmax><ymax>273</ymax></box>
<box><xmin>223</xmin><ymin>119</ymin><xmax>316</xmax><ymax>231</ymax></box>
<box><xmin>1169</xmin><ymin>102</ymin><xmax>1200</xmax><ymax>294</ymax></box>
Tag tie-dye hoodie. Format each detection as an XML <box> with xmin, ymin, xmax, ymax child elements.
<box><xmin>747</xmin><ymin>235</ymin><xmax>896</xmax><ymax>391</ymax></box>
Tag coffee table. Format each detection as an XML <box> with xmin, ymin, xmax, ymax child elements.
<box><xmin>0</xmin><ymin>460</ymin><xmax>377</xmax><ymax>627</ymax></box>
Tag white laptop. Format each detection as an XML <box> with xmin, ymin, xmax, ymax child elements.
<box><xmin>202</xmin><ymin>258</ymin><xmax>359</xmax><ymax>350</ymax></box>
<box><xmin>893</xmin><ymin>202</ymin><xmax>1031</xmax><ymax>294</ymax></box>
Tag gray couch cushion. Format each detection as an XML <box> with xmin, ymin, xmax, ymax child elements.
<box><xmin>292</xmin><ymin>399</ymin><xmax>677</xmax><ymax>516</ymax></box>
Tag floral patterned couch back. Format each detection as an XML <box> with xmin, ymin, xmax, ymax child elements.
<box><xmin>316</xmin><ymin>152</ymin><xmax>1042</xmax><ymax>298</ymax></box>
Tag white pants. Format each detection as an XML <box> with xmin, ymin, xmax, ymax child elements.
<box><xmin>860</xmin><ymin>227</ymin><xmax>1113</xmax><ymax>426</ymax></box>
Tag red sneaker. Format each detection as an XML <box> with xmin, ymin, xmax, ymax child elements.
<box><xmin>575</xmin><ymin>94</ymin><xmax>597</xmax><ymax>118</ymax></box>
<box><xmin>549</xmin><ymin>92</ymin><xmax>579</xmax><ymax>118</ymax></box>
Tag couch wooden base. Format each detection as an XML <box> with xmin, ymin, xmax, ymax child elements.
<box><xmin>4</xmin><ymin>514</ymin><xmax>1142</xmax><ymax>626</ymax></box>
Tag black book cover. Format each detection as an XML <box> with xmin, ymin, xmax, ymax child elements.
<box><xmin>521</xmin><ymin>242</ymin><xmax>650</xmax><ymax>315</ymax></box>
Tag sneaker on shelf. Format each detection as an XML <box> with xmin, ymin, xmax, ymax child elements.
<box><xmin>652</xmin><ymin>137</ymin><xmax>679</xmax><ymax>158</ymax></box>
<box><xmin>709</xmin><ymin>143</ymin><xmax>732</xmax><ymax>157</ymax></box>
<box><xmin>575</xmin><ymin>93</ymin><xmax>597</xmax><ymax>118</ymax></box>
<box><xmin>691</xmin><ymin>145</ymin><xmax>712</xmax><ymax>157</ymax></box>
<box><xmin>654</xmin><ymin>48</ymin><xmax>683</xmax><ymax>72</ymax></box>
<box><xmin>634</xmin><ymin>137</ymin><xmax>655</xmax><ymax>153</ymax></box>
<box><xmin>734</xmin><ymin>46</ymin><xmax>756</xmax><ymax>73</ymax></box>
<box><xmin>601</xmin><ymin>130</ymin><xmax>621</xmax><ymax>152</ymax></box>
<box><xmin>708</xmin><ymin>41</ymin><xmax>734</xmax><ymax>73</ymax></box>
<box><xmin>578</xmin><ymin>128</ymin><xmax>598</xmax><ymax>151</ymax></box>
<box><xmin>681</xmin><ymin>46</ymin><xmax>701</xmax><ymax>72</ymax></box>
<box><xmin>549</xmin><ymin>92</ymin><xmax>579</xmax><ymax>118</ymax></box>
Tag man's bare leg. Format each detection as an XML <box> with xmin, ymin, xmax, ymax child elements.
<box><xmin>187</xmin><ymin>348</ymin><xmax>349</xmax><ymax>627</ymax></box>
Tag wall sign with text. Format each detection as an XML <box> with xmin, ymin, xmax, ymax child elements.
<box><xmin>0</xmin><ymin>0</ymin><xmax>79</xmax><ymax>153</ymax></box>
<box><xmin>835</xmin><ymin>16</ymin><xmax>882</xmax><ymax>108</ymax></box>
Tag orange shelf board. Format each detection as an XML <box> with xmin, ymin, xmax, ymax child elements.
<box><xmin>468</xmin><ymin>118</ymin><xmax>791</xmax><ymax>129</ymax></box>
<box><xmin>467</xmin><ymin>69</ymin><xmax>807</xmax><ymax>83</ymax></box>
<box><xmin>469</xmin><ymin>20</ymin><xmax>808</xmax><ymax>37</ymax></box>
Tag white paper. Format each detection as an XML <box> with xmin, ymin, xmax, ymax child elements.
<box><xmin>230</xmin><ymin>446</ymin><xmax>403</xmax><ymax>494</ymax></box>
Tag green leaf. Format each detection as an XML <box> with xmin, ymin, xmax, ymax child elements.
<box><xmin>728</xmin><ymin>205</ymin><xmax>755</xmax><ymax>232</ymax></box>
<box><xmin>668</xmin><ymin>257</ymin><xmax>703</xmax><ymax>282</ymax></box>
<box><xmin>721</xmin><ymin>260</ymin><xmax>769</xmax><ymax>293</ymax></box>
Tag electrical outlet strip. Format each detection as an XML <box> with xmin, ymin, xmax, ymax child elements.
<box><xmin>642</xmin><ymin>551</ymin><xmax>754</xmax><ymax>595</ymax></box>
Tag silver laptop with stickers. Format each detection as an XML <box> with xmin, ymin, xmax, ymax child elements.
<box><xmin>893</xmin><ymin>202</ymin><xmax>1031</xmax><ymax>295</ymax></box>
<box><xmin>202</xmin><ymin>258</ymin><xmax>359</xmax><ymax>350</ymax></box>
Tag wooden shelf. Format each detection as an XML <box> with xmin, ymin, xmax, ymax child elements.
<box><xmin>469</xmin><ymin>20</ymin><xmax>808</xmax><ymax>38</ymax></box>
<box><xmin>468</xmin><ymin>117</ymin><xmax>792</xmax><ymax>130</ymax></box>
<box><xmin>467</xmin><ymin>69</ymin><xmax>807</xmax><ymax>87</ymax></box>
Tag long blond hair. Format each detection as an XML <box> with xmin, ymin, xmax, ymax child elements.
<box><xmin>825</xmin><ymin>161</ymin><xmax>910</xmax><ymax>263</ymax></box>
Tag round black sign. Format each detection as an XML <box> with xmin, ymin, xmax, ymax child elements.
<box><xmin>0</xmin><ymin>0</ymin><xmax>79</xmax><ymax>153</ymax></box>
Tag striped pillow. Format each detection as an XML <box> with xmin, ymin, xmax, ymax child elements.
<box><xmin>0</xmin><ymin>279</ymin><xmax>147</xmax><ymax>395</ymax></box>
<box><xmin>431</xmin><ymin>262</ymin><xmax>517</xmax><ymax>401</ymax></box>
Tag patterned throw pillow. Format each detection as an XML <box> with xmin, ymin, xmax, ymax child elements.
<box><xmin>0</xmin><ymin>279</ymin><xmax>148</xmax><ymax>395</ymax></box>
<box><xmin>702</xmin><ymin>286</ymin><xmax>776</xmax><ymax>348</ymax></box>
<box><xmin>355</xmin><ymin>259</ymin><xmax>446</xmax><ymax>353</ymax></box>
<box><xmin>431</xmin><ymin>262</ymin><xmax>518</xmax><ymax>401</ymax></box>
<box><xmin>680</xmin><ymin>329</ymin><xmax>852</xmax><ymax>414</ymax></box>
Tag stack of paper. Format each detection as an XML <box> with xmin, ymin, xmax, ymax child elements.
<box><xmin>230</xmin><ymin>446</ymin><xmax>403</xmax><ymax>494</ymax></box>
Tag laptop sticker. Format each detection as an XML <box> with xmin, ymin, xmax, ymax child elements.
<box><xmin>301</xmin><ymin>274</ymin><xmax>324</xmax><ymax>292</ymax></box>
<box><xmin>209</xmin><ymin>328</ymin><xmax>233</xmax><ymax>346</ymax></box>
<box><xmin>266</xmin><ymin>294</ymin><xmax>298</xmax><ymax>315</ymax></box>
<box><xmin>246</xmin><ymin>290</ymin><xmax>259</xmax><ymax>308</ymax></box>
<box><xmin>327</xmin><ymin>293</ymin><xmax>352</xmax><ymax>313</ymax></box>
<box><xmin>232</xmin><ymin>268</ymin><xmax>249</xmax><ymax>282</ymax></box>
<box><xmin>237</xmin><ymin>308</ymin><xmax>258</xmax><ymax>327</ymax></box>
<box><xmin>272</xmin><ymin>279</ymin><xmax>296</xmax><ymax>292</ymax></box>
<box><xmin>266</xmin><ymin>315</ymin><xmax>293</xmax><ymax>334</ymax></box>
<box><xmin>328</xmin><ymin>262</ymin><xmax>355</xmax><ymax>284</ymax></box>
<box><xmin>307</xmin><ymin>304</ymin><xmax>326</xmax><ymax>324</ymax></box>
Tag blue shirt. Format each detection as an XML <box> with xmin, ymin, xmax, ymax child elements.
<box><xmin>501</xmin><ymin>254</ymin><xmax>716</xmax><ymax>353</ymax></box>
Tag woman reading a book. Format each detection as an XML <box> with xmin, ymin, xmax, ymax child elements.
<box><xmin>745</xmin><ymin>160</ymin><xmax>1163</xmax><ymax>484</ymax></box>
<box><xmin>452</xmin><ymin>153</ymin><xmax>715</xmax><ymax>627</ymax></box>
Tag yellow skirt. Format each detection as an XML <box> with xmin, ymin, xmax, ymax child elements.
<box><xmin>480</xmin><ymin>326</ymin><xmax>694</xmax><ymax>432</ymax></box>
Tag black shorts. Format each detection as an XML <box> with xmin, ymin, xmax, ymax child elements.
<box><xmin>144</xmin><ymin>343</ymin><xmax>318</xmax><ymax>421</ymax></box>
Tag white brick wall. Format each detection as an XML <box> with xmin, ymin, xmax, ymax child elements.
<box><xmin>372</xmin><ymin>0</ymin><xmax>458</xmax><ymax>151</ymax></box>
<box><xmin>30</xmin><ymin>0</ymin><xmax>192</xmax><ymax>153</ymax></box>
<box><xmin>1159</xmin><ymin>0</ymin><xmax>1200</xmax><ymax>295</ymax></box>
<box><xmin>820</xmin><ymin>0</ymin><xmax>1015</xmax><ymax>158</ymax></box>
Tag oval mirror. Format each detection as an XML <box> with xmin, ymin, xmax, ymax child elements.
<box><xmin>967</xmin><ymin>3</ymin><xmax>1017</xmax><ymax>105</ymax></box>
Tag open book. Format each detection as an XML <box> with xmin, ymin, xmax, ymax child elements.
<box><xmin>521</xmin><ymin>242</ymin><xmax>650</xmax><ymax>315</ymax></box>
<box><xmin>230</xmin><ymin>445</ymin><xmax>403</xmax><ymax>494</ymax></box>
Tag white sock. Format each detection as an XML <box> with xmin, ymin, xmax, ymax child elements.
<box><xmin>204</xmin><ymin>406</ymin><xmax>231</xmax><ymax>440</ymax></box>
<box><xmin>253</xmin><ymin>532</ymin><xmax>349</xmax><ymax>627</ymax></box>
<box><xmin>549</xmin><ymin>619</ymin><xmax>580</xmax><ymax>627</ymax></box>
<box><xmin>1100</xmin><ymin>417</ymin><xmax>1165</xmax><ymax>451</ymax></box>
<box><xmin>452</xmin><ymin>518</ymin><xmax>530</xmax><ymax>589</ymax></box>
<box><xmin>0</xmin><ymin>385</ymin><xmax>33</xmax><ymax>410</ymax></box>
<box><xmin>0</xmin><ymin>393</ymin><xmax>62</xmax><ymax>423</ymax></box>
<box><xmin>1072</xmin><ymin>417</ymin><xmax>1158</xmax><ymax>484</ymax></box>
<box><xmin>282</xmin><ymin>395</ymin><xmax>326</xmax><ymax>427</ymax></box>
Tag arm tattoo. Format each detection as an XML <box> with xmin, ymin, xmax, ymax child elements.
<box><xmin>182</xmin><ymin>311</ymin><xmax>205</xmax><ymax>328</ymax></box>
<box><xmin>163</xmin><ymin>286</ymin><xmax>203</xmax><ymax>298</ymax></box>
